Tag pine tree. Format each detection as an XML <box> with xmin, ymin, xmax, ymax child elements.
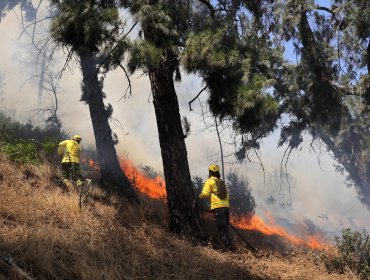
<box><xmin>116</xmin><ymin>0</ymin><xmax>281</xmax><ymax>235</ymax></box>
<box><xmin>273</xmin><ymin>0</ymin><xmax>370</xmax><ymax>207</ymax></box>
<box><xmin>50</xmin><ymin>0</ymin><xmax>138</xmax><ymax>201</ymax></box>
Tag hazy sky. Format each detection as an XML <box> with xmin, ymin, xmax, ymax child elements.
<box><xmin>0</xmin><ymin>3</ymin><xmax>369</xmax><ymax>236</ymax></box>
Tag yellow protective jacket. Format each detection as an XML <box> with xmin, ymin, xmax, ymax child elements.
<box><xmin>58</xmin><ymin>139</ymin><xmax>81</xmax><ymax>163</ymax></box>
<box><xmin>199</xmin><ymin>176</ymin><xmax>229</xmax><ymax>210</ymax></box>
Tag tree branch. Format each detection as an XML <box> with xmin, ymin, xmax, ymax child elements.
<box><xmin>188</xmin><ymin>85</ymin><xmax>208</xmax><ymax>111</ymax></box>
<box><xmin>214</xmin><ymin>116</ymin><xmax>225</xmax><ymax>179</ymax></box>
<box><xmin>18</xmin><ymin>16</ymin><xmax>54</xmax><ymax>40</ymax></box>
<box><xmin>117</xmin><ymin>63</ymin><xmax>132</xmax><ymax>102</ymax></box>
<box><xmin>314</xmin><ymin>5</ymin><xmax>335</xmax><ymax>16</ymax></box>
<box><xmin>57</xmin><ymin>48</ymin><xmax>74</xmax><ymax>79</ymax></box>
<box><xmin>254</xmin><ymin>148</ymin><xmax>265</xmax><ymax>183</ymax></box>
<box><xmin>95</xmin><ymin>21</ymin><xmax>139</xmax><ymax>75</ymax></box>
<box><xmin>198</xmin><ymin>0</ymin><xmax>215</xmax><ymax>18</ymax></box>
<box><xmin>20</xmin><ymin>0</ymin><xmax>44</xmax><ymax>52</ymax></box>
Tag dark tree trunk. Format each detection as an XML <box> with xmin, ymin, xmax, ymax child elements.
<box><xmin>80</xmin><ymin>52</ymin><xmax>138</xmax><ymax>202</ymax></box>
<box><xmin>148</xmin><ymin>59</ymin><xmax>201</xmax><ymax>235</ymax></box>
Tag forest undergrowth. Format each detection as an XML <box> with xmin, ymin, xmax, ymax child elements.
<box><xmin>0</xmin><ymin>157</ymin><xmax>358</xmax><ymax>280</ymax></box>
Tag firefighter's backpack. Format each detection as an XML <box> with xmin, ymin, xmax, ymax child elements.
<box><xmin>215</xmin><ymin>179</ymin><xmax>227</xmax><ymax>199</ymax></box>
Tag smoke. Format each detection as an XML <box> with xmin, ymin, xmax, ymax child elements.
<box><xmin>0</xmin><ymin>5</ymin><xmax>369</xmax><ymax>239</ymax></box>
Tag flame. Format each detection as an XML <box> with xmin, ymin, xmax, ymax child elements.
<box><xmin>119</xmin><ymin>159</ymin><xmax>167</xmax><ymax>200</ymax></box>
<box><xmin>86</xmin><ymin>157</ymin><xmax>329</xmax><ymax>250</ymax></box>
<box><xmin>81</xmin><ymin>158</ymin><xmax>100</xmax><ymax>171</ymax></box>
<box><xmin>232</xmin><ymin>214</ymin><xmax>328</xmax><ymax>250</ymax></box>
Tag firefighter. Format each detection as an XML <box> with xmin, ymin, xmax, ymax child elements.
<box><xmin>58</xmin><ymin>135</ymin><xmax>84</xmax><ymax>188</ymax></box>
<box><xmin>198</xmin><ymin>164</ymin><xmax>234</xmax><ymax>250</ymax></box>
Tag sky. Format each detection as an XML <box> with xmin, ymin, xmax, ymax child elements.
<box><xmin>0</xmin><ymin>2</ymin><xmax>369</xmax><ymax>237</ymax></box>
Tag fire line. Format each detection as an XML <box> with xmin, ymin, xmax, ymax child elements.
<box><xmin>87</xmin><ymin>157</ymin><xmax>329</xmax><ymax>250</ymax></box>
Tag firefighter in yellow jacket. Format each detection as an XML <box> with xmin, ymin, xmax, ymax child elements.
<box><xmin>58</xmin><ymin>135</ymin><xmax>83</xmax><ymax>187</ymax></box>
<box><xmin>198</xmin><ymin>164</ymin><xmax>234</xmax><ymax>250</ymax></box>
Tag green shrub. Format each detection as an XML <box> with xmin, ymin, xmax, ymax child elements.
<box><xmin>41</xmin><ymin>139</ymin><xmax>59</xmax><ymax>162</ymax></box>
<box><xmin>1</xmin><ymin>139</ymin><xmax>59</xmax><ymax>165</ymax></box>
<box><xmin>322</xmin><ymin>228</ymin><xmax>370</xmax><ymax>279</ymax></box>
<box><xmin>2</xmin><ymin>140</ymin><xmax>40</xmax><ymax>165</ymax></box>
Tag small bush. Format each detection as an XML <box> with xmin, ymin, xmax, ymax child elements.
<box><xmin>2</xmin><ymin>140</ymin><xmax>40</xmax><ymax>164</ymax></box>
<box><xmin>40</xmin><ymin>139</ymin><xmax>59</xmax><ymax>163</ymax></box>
<box><xmin>1</xmin><ymin>139</ymin><xmax>59</xmax><ymax>165</ymax></box>
<box><xmin>227</xmin><ymin>172</ymin><xmax>256</xmax><ymax>219</ymax></box>
<box><xmin>322</xmin><ymin>228</ymin><xmax>370</xmax><ymax>279</ymax></box>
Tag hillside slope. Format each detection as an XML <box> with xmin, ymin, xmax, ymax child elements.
<box><xmin>0</xmin><ymin>158</ymin><xmax>357</xmax><ymax>279</ymax></box>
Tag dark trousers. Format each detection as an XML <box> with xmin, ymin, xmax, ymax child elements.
<box><xmin>213</xmin><ymin>207</ymin><xmax>233</xmax><ymax>247</ymax></box>
<box><xmin>61</xmin><ymin>162</ymin><xmax>83</xmax><ymax>186</ymax></box>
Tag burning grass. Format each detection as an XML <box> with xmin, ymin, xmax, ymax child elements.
<box><xmin>0</xmin><ymin>157</ymin><xmax>359</xmax><ymax>279</ymax></box>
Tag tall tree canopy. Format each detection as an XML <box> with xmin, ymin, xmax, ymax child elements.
<box><xmin>50</xmin><ymin>0</ymin><xmax>138</xmax><ymax>201</ymax></box>
<box><xmin>111</xmin><ymin>0</ymin><xmax>287</xmax><ymax>236</ymax></box>
<box><xmin>185</xmin><ymin>0</ymin><xmax>370</xmax><ymax>208</ymax></box>
<box><xmin>113</xmin><ymin>0</ymin><xmax>370</xmax><ymax>234</ymax></box>
<box><xmin>274</xmin><ymin>0</ymin><xmax>370</xmax><ymax>207</ymax></box>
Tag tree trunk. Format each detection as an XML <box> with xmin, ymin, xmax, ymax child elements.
<box><xmin>80</xmin><ymin>52</ymin><xmax>138</xmax><ymax>202</ymax></box>
<box><xmin>148</xmin><ymin>62</ymin><xmax>201</xmax><ymax>235</ymax></box>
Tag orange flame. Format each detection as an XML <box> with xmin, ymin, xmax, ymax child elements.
<box><xmin>90</xmin><ymin>157</ymin><xmax>329</xmax><ymax>250</ymax></box>
<box><xmin>119</xmin><ymin>159</ymin><xmax>167</xmax><ymax>200</ymax></box>
<box><xmin>82</xmin><ymin>158</ymin><xmax>100</xmax><ymax>171</ymax></box>
<box><xmin>232</xmin><ymin>214</ymin><xmax>328</xmax><ymax>250</ymax></box>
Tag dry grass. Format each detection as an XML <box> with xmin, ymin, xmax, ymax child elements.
<box><xmin>0</xmin><ymin>158</ymin><xmax>359</xmax><ymax>279</ymax></box>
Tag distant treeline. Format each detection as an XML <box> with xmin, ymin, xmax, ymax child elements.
<box><xmin>0</xmin><ymin>110</ymin><xmax>67</xmax><ymax>164</ymax></box>
<box><xmin>0</xmin><ymin>110</ymin><xmax>67</xmax><ymax>143</ymax></box>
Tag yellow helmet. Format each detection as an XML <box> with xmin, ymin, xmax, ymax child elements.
<box><xmin>208</xmin><ymin>164</ymin><xmax>220</xmax><ymax>172</ymax></box>
<box><xmin>73</xmin><ymin>134</ymin><xmax>82</xmax><ymax>141</ymax></box>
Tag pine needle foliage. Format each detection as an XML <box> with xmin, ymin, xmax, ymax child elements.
<box><xmin>272</xmin><ymin>0</ymin><xmax>370</xmax><ymax>207</ymax></box>
<box><xmin>50</xmin><ymin>0</ymin><xmax>121</xmax><ymax>55</ymax></box>
<box><xmin>183</xmin><ymin>1</ymin><xmax>282</xmax><ymax>151</ymax></box>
